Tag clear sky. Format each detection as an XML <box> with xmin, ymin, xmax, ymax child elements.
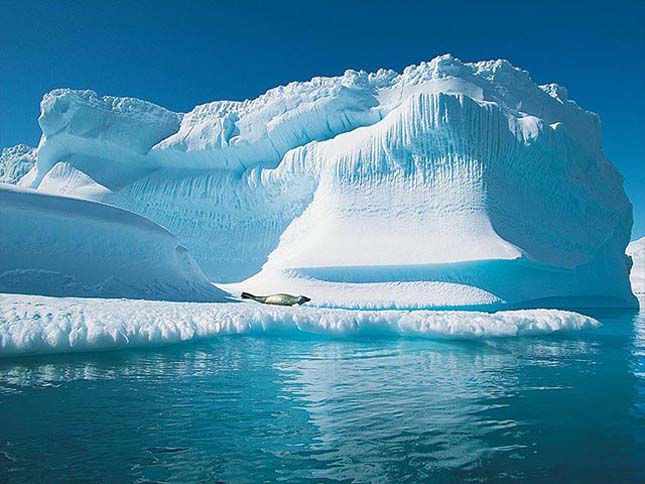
<box><xmin>1</xmin><ymin>0</ymin><xmax>643</xmax><ymax>237</ymax></box>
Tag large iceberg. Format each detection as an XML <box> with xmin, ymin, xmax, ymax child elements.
<box><xmin>7</xmin><ymin>54</ymin><xmax>638</xmax><ymax>309</ymax></box>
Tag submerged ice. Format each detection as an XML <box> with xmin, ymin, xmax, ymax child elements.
<box><xmin>0</xmin><ymin>54</ymin><xmax>638</xmax><ymax>310</ymax></box>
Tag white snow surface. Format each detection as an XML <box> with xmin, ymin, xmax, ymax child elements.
<box><xmin>18</xmin><ymin>54</ymin><xmax>637</xmax><ymax>308</ymax></box>
<box><xmin>627</xmin><ymin>238</ymin><xmax>645</xmax><ymax>302</ymax></box>
<box><xmin>0</xmin><ymin>293</ymin><xmax>600</xmax><ymax>356</ymax></box>
<box><xmin>0</xmin><ymin>184</ymin><xmax>228</xmax><ymax>302</ymax></box>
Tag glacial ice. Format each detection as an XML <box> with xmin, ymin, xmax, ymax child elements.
<box><xmin>0</xmin><ymin>184</ymin><xmax>228</xmax><ymax>302</ymax></box>
<box><xmin>0</xmin><ymin>293</ymin><xmax>600</xmax><ymax>356</ymax></box>
<box><xmin>4</xmin><ymin>54</ymin><xmax>638</xmax><ymax>309</ymax></box>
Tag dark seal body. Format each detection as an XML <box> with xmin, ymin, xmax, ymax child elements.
<box><xmin>241</xmin><ymin>292</ymin><xmax>311</xmax><ymax>306</ymax></box>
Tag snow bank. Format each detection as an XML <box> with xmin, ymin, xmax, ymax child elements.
<box><xmin>0</xmin><ymin>185</ymin><xmax>228</xmax><ymax>302</ymax></box>
<box><xmin>0</xmin><ymin>293</ymin><xmax>600</xmax><ymax>356</ymax></box>
<box><xmin>20</xmin><ymin>54</ymin><xmax>637</xmax><ymax>308</ymax></box>
<box><xmin>627</xmin><ymin>238</ymin><xmax>645</xmax><ymax>302</ymax></box>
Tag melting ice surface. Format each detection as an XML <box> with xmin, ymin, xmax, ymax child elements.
<box><xmin>0</xmin><ymin>309</ymin><xmax>643</xmax><ymax>482</ymax></box>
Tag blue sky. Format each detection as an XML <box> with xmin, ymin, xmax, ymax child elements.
<box><xmin>1</xmin><ymin>0</ymin><xmax>643</xmax><ymax>237</ymax></box>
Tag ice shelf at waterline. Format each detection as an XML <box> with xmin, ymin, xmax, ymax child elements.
<box><xmin>0</xmin><ymin>54</ymin><xmax>637</xmax><ymax>309</ymax></box>
<box><xmin>0</xmin><ymin>294</ymin><xmax>601</xmax><ymax>356</ymax></box>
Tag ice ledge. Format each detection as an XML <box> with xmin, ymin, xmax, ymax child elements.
<box><xmin>0</xmin><ymin>293</ymin><xmax>600</xmax><ymax>357</ymax></box>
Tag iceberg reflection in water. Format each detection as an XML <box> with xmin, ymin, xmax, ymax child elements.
<box><xmin>0</xmin><ymin>309</ymin><xmax>643</xmax><ymax>483</ymax></box>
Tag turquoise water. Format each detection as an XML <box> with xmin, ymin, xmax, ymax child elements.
<box><xmin>0</xmin><ymin>309</ymin><xmax>643</xmax><ymax>483</ymax></box>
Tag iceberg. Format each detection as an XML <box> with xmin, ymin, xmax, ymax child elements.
<box><xmin>0</xmin><ymin>293</ymin><xmax>600</xmax><ymax>356</ymax></box>
<box><xmin>5</xmin><ymin>54</ymin><xmax>637</xmax><ymax>309</ymax></box>
<box><xmin>0</xmin><ymin>184</ymin><xmax>228</xmax><ymax>302</ymax></box>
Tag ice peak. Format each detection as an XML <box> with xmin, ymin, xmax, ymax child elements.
<box><xmin>400</xmin><ymin>53</ymin><xmax>467</xmax><ymax>81</ymax></box>
<box><xmin>341</xmin><ymin>69</ymin><xmax>370</xmax><ymax>88</ymax></box>
<box><xmin>539</xmin><ymin>83</ymin><xmax>570</xmax><ymax>102</ymax></box>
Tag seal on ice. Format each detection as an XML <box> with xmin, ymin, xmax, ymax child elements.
<box><xmin>241</xmin><ymin>292</ymin><xmax>311</xmax><ymax>306</ymax></box>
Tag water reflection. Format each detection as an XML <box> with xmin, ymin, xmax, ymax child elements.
<box><xmin>0</xmin><ymin>311</ymin><xmax>643</xmax><ymax>483</ymax></box>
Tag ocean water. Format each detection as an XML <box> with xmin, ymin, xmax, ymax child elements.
<box><xmin>0</xmin><ymin>309</ymin><xmax>643</xmax><ymax>483</ymax></box>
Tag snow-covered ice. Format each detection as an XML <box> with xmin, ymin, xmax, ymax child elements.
<box><xmin>0</xmin><ymin>293</ymin><xmax>600</xmax><ymax>356</ymax></box>
<box><xmin>0</xmin><ymin>184</ymin><xmax>228</xmax><ymax>302</ymax></box>
<box><xmin>2</xmin><ymin>54</ymin><xmax>637</xmax><ymax>309</ymax></box>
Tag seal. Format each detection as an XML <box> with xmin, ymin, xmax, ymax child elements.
<box><xmin>241</xmin><ymin>292</ymin><xmax>311</xmax><ymax>306</ymax></box>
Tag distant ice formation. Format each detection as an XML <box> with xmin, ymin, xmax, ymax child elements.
<box><xmin>0</xmin><ymin>144</ymin><xmax>36</xmax><ymax>184</ymax></box>
<box><xmin>0</xmin><ymin>293</ymin><xmax>600</xmax><ymax>356</ymax></box>
<box><xmin>0</xmin><ymin>184</ymin><xmax>227</xmax><ymax>302</ymax></box>
<box><xmin>2</xmin><ymin>54</ymin><xmax>637</xmax><ymax>309</ymax></box>
<box><xmin>627</xmin><ymin>238</ymin><xmax>645</xmax><ymax>302</ymax></box>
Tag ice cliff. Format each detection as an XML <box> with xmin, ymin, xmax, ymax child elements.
<box><xmin>4</xmin><ymin>54</ymin><xmax>637</xmax><ymax>309</ymax></box>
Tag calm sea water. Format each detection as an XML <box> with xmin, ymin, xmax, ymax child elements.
<box><xmin>0</xmin><ymin>309</ymin><xmax>643</xmax><ymax>483</ymax></box>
